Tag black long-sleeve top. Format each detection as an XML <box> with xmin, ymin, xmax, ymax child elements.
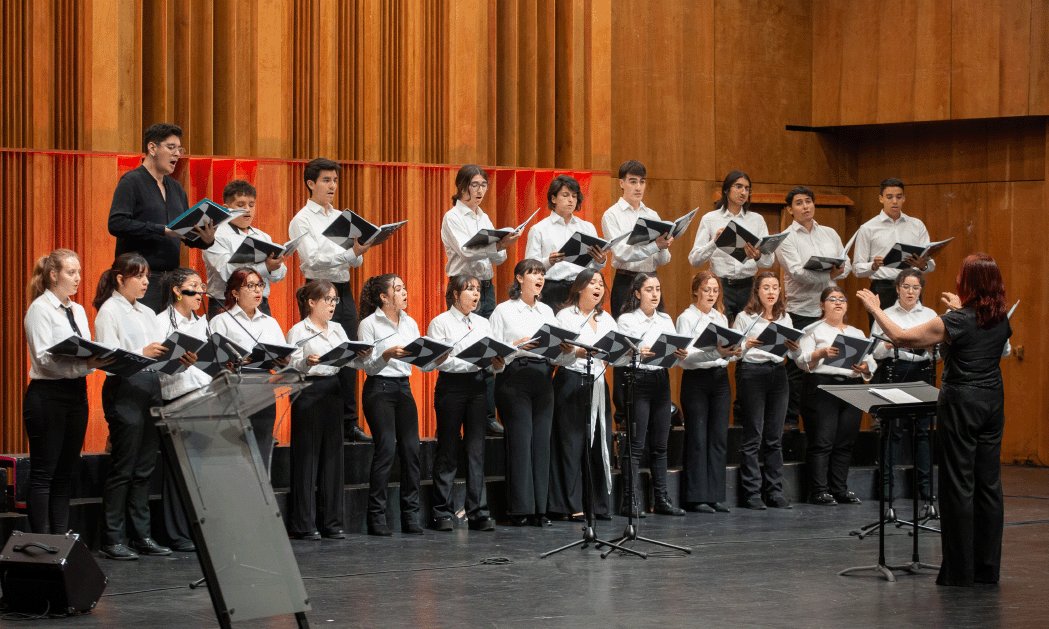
<box><xmin>108</xmin><ymin>164</ymin><xmax>209</xmax><ymax>272</ymax></box>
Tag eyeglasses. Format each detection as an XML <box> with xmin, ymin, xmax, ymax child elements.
<box><xmin>468</xmin><ymin>182</ymin><xmax>489</xmax><ymax>190</ymax></box>
<box><xmin>179</xmin><ymin>289</ymin><xmax>203</xmax><ymax>297</ymax></box>
<box><xmin>163</xmin><ymin>143</ymin><xmax>187</xmax><ymax>156</ymax></box>
<box><xmin>323</xmin><ymin>296</ymin><xmax>340</xmax><ymax>305</ymax></box>
<box><xmin>825</xmin><ymin>297</ymin><xmax>848</xmax><ymax>304</ymax></box>
<box><xmin>243</xmin><ymin>282</ymin><xmax>265</xmax><ymax>291</ymax></box>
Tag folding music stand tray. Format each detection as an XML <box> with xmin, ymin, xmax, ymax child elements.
<box><xmin>152</xmin><ymin>372</ymin><xmax>314</xmax><ymax>628</ymax></box>
<box><xmin>818</xmin><ymin>381</ymin><xmax>940</xmax><ymax>583</ymax></box>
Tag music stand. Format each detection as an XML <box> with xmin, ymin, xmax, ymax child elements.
<box><xmin>541</xmin><ymin>340</ymin><xmax>642</xmax><ymax>559</ymax></box>
<box><xmin>152</xmin><ymin>372</ymin><xmax>314</xmax><ymax>628</ymax></box>
<box><xmin>819</xmin><ymin>382</ymin><xmax>940</xmax><ymax>582</ymax></box>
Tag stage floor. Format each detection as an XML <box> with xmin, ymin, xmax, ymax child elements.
<box><xmin>11</xmin><ymin>465</ymin><xmax>1048</xmax><ymax>629</ymax></box>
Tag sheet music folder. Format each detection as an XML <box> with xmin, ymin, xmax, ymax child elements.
<box><xmin>817</xmin><ymin>381</ymin><xmax>939</xmax><ymax>416</ymax></box>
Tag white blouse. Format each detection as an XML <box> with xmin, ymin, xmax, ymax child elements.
<box><xmin>427</xmin><ymin>308</ymin><xmax>503</xmax><ymax>374</ymax></box>
<box><xmin>733</xmin><ymin>310</ymin><xmax>799</xmax><ymax>365</ymax></box>
<box><xmin>355</xmin><ymin>308</ymin><xmax>432</xmax><ymax>378</ymax></box>
<box><xmin>489</xmin><ymin>298</ymin><xmax>565</xmax><ymax>363</ymax></box>
<box><xmin>155</xmin><ymin>307</ymin><xmax>212</xmax><ymax>400</ymax></box>
<box><xmin>616</xmin><ymin>308</ymin><xmax>677</xmax><ymax>371</ymax></box>
<box><xmin>95</xmin><ymin>293</ymin><xmax>162</xmax><ymax>353</ymax></box>
<box><xmin>25</xmin><ymin>290</ymin><xmax>95</xmax><ymax>380</ymax></box>
<box><xmin>209</xmin><ymin>305</ymin><xmax>286</xmax><ymax>357</ymax></box>
<box><xmin>286</xmin><ymin>317</ymin><xmax>351</xmax><ymax>376</ymax></box>
<box><xmin>675</xmin><ymin>304</ymin><xmax>732</xmax><ymax>369</ymax></box>
<box><xmin>796</xmin><ymin>320</ymin><xmax>878</xmax><ymax>380</ymax></box>
<box><xmin>870</xmin><ymin>301</ymin><xmax>938</xmax><ymax>362</ymax></box>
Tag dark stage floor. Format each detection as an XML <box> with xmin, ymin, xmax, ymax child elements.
<box><xmin>8</xmin><ymin>466</ymin><xmax>1048</xmax><ymax>629</ymax></box>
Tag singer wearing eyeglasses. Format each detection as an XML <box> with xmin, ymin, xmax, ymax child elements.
<box><xmin>209</xmin><ymin>267</ymin><xmax>289</xmax><ymax>472</ymax></box>
<box><xmin>23</xmin><ymin>249</ymin><xmax>111</xmax><ymax>535</ymax></box>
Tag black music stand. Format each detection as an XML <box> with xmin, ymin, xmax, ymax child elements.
<box><xmin>819</xmin><ymin>382</ymin><xmax>940</xmax><ymax>582</ymax></box>
<box><xmin>541</xmin><ymin>340</ymin><xmax>642</xmax><ymax>559</ymax></box>
<box><xmin>153</xmin><ymin>372</ymin><xmax>314</xmax><ymax>628</ymax></box>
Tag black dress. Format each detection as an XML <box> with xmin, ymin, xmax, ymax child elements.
<box><xmin>936</xmin><ymin>307</ymin><xmax>1011</xmax><ymax>586</ymax></box>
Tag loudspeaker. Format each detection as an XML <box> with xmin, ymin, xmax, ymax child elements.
<box><xmin>0</xmin><ymin>530</ymin><xmax>107</xmax><ymax>615</ymax></box>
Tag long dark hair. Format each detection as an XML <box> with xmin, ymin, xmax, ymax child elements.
<box><xmin>224</xmin><ymin>267</ymin><xmax>263</xmax><ymax>311</ymax></box>
<box><xmin>690</xmin><ymin>270</ymin><xmax>723</xmax><ymax>313</ymax></box>
<box><xmin>452</xmin><ymin>164</ymin><xmax>487</xmax><ymax>205</ymax></box>
<box><xmin>296</xmin><ymin>279</ymin><xmax>335</xmax><ymax>319</ymax></box>
<box><xmin>956</xmin><ymin>253</ymin><xmax>1007</xmax><ymax>329</ymax></box>
<box><xmin>508</xmin><ymin>259</ymin><xmax>546</xmax><ymax>300</ymax></box>
<box><xmin>28</xmin><ymin>248</ymin><xmax>79</xmax><ymax>302</ymax></box>
<box><xmin>620</xmin><ymin>272</ymin><xmax>664</xmax><ymax>316</ymax></box>
<box><xmin>359</xmin><ymin>274</ymin><xmax>399</xmax><ymax>322</ymax></box>
<box><xmin>717</xmin><ymin>170</ymin><xmax>751</xmax><ymax>212</ymax></box>
<box><xmin>446</xmin><ymin>274</ymin><xmax>480</xmax><ymax>310</ymax></box>
<box><xmin>743</xmin><ymin>271</ymin><xmax>786</xmax><ymax>320</ymax></box>
<box><xmin>93</xmin><ymin>253</ymin><xmax>149</xmax><ymax>310</ymax></box>
<box><xmin>560</xmin><ymin>268</ymin><xmax>606</xmax><ymax>315</ymax></box>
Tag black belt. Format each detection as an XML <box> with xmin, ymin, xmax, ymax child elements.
<box><xmin>479</xmin><ymin>279</ymin><xmax>493</xmax><ymax>287</ymax></box>
<box><xmin>369</xmin><ymin>375</ymin><xmax>410</xmax><ymax>383</ymax></box>
<box><xmin>719</xmin><ymin>276</ymin><xmax>754</xmax><ymax>287</ymax></box>
<box><xmin>437</xmin><ymin>370</ymin><xmax>486</xmax><ymax>383</ymax></box>
<box><xmin>615</xmin><ymin>269</ymin><xmax>638</xmax><ymax>278</ymax></box>
<box><xmin>304</xmin><ymin>374</ymin><xmax>338</xmax><ymax>381</ymax></box>
<box><xmin>870</xmin><ymin>279</ymin><xmax>894</xmax><ymax>287</ymax></box>
<box><xmin>811</xmin><ymin>373</ymin><xmax>854</xmax><ymax>385</ymax></box>
<box><xmin>511</xmin><ymin>356</ymin><xmax>549</xmax><ymax>366</ymax></box>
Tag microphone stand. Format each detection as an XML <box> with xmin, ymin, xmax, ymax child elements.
<box><xmin>602</xmin><ymin>338</ymin><xmax>691</xmax><ymax>559</ymax></box>
<box><xmin>541</xmin><ymin>339</ymin><xmax>642</xmax><ymax>559</ymax></box>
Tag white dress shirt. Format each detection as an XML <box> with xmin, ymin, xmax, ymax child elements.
<box><xmin>524</xmin><ymin>212</ymin><xmax>604</xmax><ymax>282</ymax></box>
<box><xmin>852</xmin><ymin>210</ymin><xmax>936</xmax><ymax>280</ymax></box>
<box><xmin>427</xmin><ymin>308</ymin><xmax>503</xmax><ymax>374</ymax></box>
<box><xmin>355</xmin><ymin>308</ymin><xmax>432</xmax><ymax>377</ymax></box>
<box><xmin>733</xmin><ymin>310</ymin><xmax>799</xmax><ymax>364</ymax></box>
<box><xmin>556</xmin><ymin>305</ymin><xmax>616</xmax><ymax>487</ymax></box>
<box><xmin>796</xmin><ymin>320</ymin><xmax>877</xmax><ymax>380</ymax></box>
<box><xmin>441</xmin><ymin>200</ymin><xmax>508</xmax><ymax>280</ymax></box>
<box><xmin>616</xmin><ymin>308</ymin><xmax>677</xmax><ymax>371</ymax></box>
<box><xmin>288</xmin><ymin>199</ymin><xmax>364</xmax><ymax>282</ymax></box>
<box><xmin>675</xmin><ymin>304</ymin><xmax>733</xmax><ymax>369</ymax></box>
<box><xmin>870</xmin><ymin>301</ymin><xmax>938</xmax><ymax>361</ymax></box>
<box><xmin>489</xmin><ymin>298</ymin><xmax>567</xmax><ymax>364</ymax></box>
<box><xmin>203</xmin><ymin>222</ymin><xmax>287</xmax><ymax>300</ymax></box>
<box><xmin>25</xmin><ymin>290</ymin><xmax>95</xmax><ymax>380</ymax></box>
<box><xmin>95</xmin><ymin>293</ymin><xmax>162</xmax><ymax>353</ymax></box>
<box><xmin>600</xmin><ymin>198</ymin><xmax>671</xmax><ymax>273</ymax></box>
<box><xmin>688</xmin><ymin>206</ymin><xmax>775</xmax><ymax>279</ymax></box>
<box><xmin>155</xmin><ymin>307</ymin><xmax>212</xmax><ymax>400</ymax></box>
<box><xmin>775</xmin><ymin>220</ymin><xmax>853</xmax><ymax>317</ymax></box>
<box><xmin>209</xmin><ymin>304</ymin><xmax>286</xmax><ymax>355</ymax></box>
<box><xmin>286</xmin><ymin>317</ymin><xmax>350</xmax><ymax>376</ymax></box>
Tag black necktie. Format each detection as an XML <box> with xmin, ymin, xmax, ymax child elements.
<box><xmin>62</xmin><ymin>305</ymin><xmax>83</xmax><ymax>337</ymax></box>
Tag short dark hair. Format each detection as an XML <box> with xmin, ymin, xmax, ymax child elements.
<box><xmin>785</xmin><ymin>186</ymin><xmax>815</xmax><ymax>207</ymax></box>
<box><xmin>618</xmin><ymin>160</ymin><xmax>646</xmax><ymax>180</ymax></box>
<box><xmin>304</xmin><ymin>158</ymin><xmax>341</xmax><ymax>192</ymax></box>
<box><xmin>452</xmin><ymin>164</ymin><xmax>488</xmax><ymax>205</ymax></box>
<box><xmin>223</xmin><ymin>180</ymin><xmax>257</xmax><ymax>204</ymax></box>
<box><xmin>547</xmin><ymin>175</ymin><xmax>584</xmax><ymax>211</ymax></box>
<box><xmin>879</xmin><ymin>178</ymin><xmax>905</xmax><ymax>194</ymax></box>
<box><xmin>143</xmin><ymin>123</ymin><xmax>183</xmax><ymax>154</ymax></box>
<box><xmin>446</xmin><ymin>274</ymin><xmax>481</xmax><ymax>310</ymax></box>
<box><xmin>508</xmin><ymin>259</ymin><xmax>546</xmax><ymax>300</ymax></box>
<box><xmin>718</xmin><ymin>170</ymin><xmax>752</xmax><ymax>212</ymax></box>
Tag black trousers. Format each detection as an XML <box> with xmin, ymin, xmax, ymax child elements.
<box><xmin>549</xmin><ymin>368</ymin><xmax>612</xmax><ymax>517</ymax></box>
<box><xmin>719</xmin><ymin>277</ymin><xmax>753</xmax><ymax>325</ymax></box>
<box><xmin>679</xmin><ymin>367</ymin><xmax>731</xmax><ymax>504</ymax></box>
<box><xmin>803</xmin><ymin>374</ymin><xmax>863</xmax><ymax>497</ymax></box>
<box><xmin>540</xmin><ymin>279</ymin><xmax>573</xmax><ymax>312</ymax></box>
<box><xmin>361</xmin><ymin>376</ymin><xmax>420</xmax><ymax>526</ymax></box>
<box><xmin>250</xmin><ymin>404</ymin><xmax>277</xmax><ymax>473</ymax></box>
<box><xmin>157</xmin><ymin>390</ymin><xmax>194</xmax><ymax>548</ymax></box>
<box><xmin>784</xmin><ymin>312</ymin><xmax>821</xmax><ymax>424</ymax></box>
<box><xmin>935</xmin><ymin>383</ymin><xmax>1004</xmax><ymax>586</ymax></box>
<box><xmin>289</xmin><ymin>375</ymin><xmax>345</xmax><ymax>534</ymax></box>
<box><xmin>431</xmin><ymin>371</ymin><xmax>489</xmax><ymax>522</ymax></box>
<box><xmin>140</xmin><ymin>278</ymin><xmax>168</xmax><ymax>314</ymax></box>
<box><xmin>867</xmin><ymin>279</ymin><xmax>896</xmax><ymax>327</ymax></box>
<box><xmin>879</xmin><ymin>359</ymin><xmax>936</xmax><ymax>501</ymax></box>
<box><xmin>609</xmin><ymin>271</ymin><xmax>635</xmax><ymax>319</ymax></box>
<box><xmin>621</xmin><ymin>368</ymin><xmax>672</xmax><ymax>498</ymax></box>
<box><xmin>331</xmin><ymin>280</ymin><xmax>360</xmax><ymax>433</ymax></box>
<box><xmin>208</xmin><ymin>295</ymin><xmax>270</xmax><ymax>319</ymax></box>
<box><xmin>495</xmin><ymin>360</ymin><xmax>554</xmax><ymax>516</ymax></box>
<box><xmin>477</xmin><ymin>281</ymin><xmax>497</xmax><ymax>424</ymax></box>
<box><xmin>737</xmin><ymin>362</ymin><xmax>788</xmax><ymax>500</ymax></box>
<box><xmin>101</xmin><ymin>371</ymin><xmax>162</xmax><ymax>545</ymax></box>
<box><xmin>22</xmin><ymin>378</ymin><xmax>89</xmax><ymax>534</ymax></box>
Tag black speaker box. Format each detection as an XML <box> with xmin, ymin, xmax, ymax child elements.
<box><xmin>0</xmin><ymin>530</ymin><xmax>107</xmax><ymax>615</ymax></box>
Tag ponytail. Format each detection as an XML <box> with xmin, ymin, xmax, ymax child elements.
<box><xmin>93</xmin><ymin>253</ymin><xmax>149</xmax><ymax>310</ymax></box>
<box><xmin>358</xmin><ymin>274</ymin><xmax>398</xmax><ymax>322</ymax></box>
<box><xmin>296</xmin><ymin>279</ymin><xmax>335</xmax><ymax>319</ymax></box>
<box><xmin>28</xmin><ymin>248</ymin><xmax>79</xmax><ymax>302</ymax></box>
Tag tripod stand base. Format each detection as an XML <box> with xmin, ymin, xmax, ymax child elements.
<box><xmin>838</xmin><ymin>564</ymin><xmax>897</xmax><ymax>582</ymax></box>
<box><xmin>600</xmin><ymin>523</ymin><xmax>692</xmax><ymax>559</ymax></box>
<box><xmin>888</xmin><ymin>561</ymin><xmax>940</xmax><ymax>573</ymax></box>
<box><xmin>540</xmin><ymin>525</ymin><xmax>647</xmax><ymax>559</ymax></box>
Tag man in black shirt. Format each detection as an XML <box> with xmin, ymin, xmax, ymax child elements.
<box><xmin>108</xmin><ymin>123</ymin><xmax>215</xmax><ymax>312</ymax></box>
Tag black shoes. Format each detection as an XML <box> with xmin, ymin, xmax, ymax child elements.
<box><xmin>767</xmin><ymin>496</ymin><xmax>792</xmax><ymax>509</ymax></box>
<box><xmin>710</xmin><ymin>502</ymin><xmax>731</xmax><ymax>513</ymax></box>
<box><xmin>686</xmin><ymin>503</ymin><xmax>716</xmax><ymax>514</ymax></box>
<box><xmin>170</xmin><ymin>539</ymin><xmax>197</xmax><ymax>552</ymax></box>
<box><xmin>833</xmin><ymin>492</ymin><xmax>862</xmax><ymax>505</ymax></box>
<box><xmin>486</xmin><ymin>418</ymin><xmax>505</xmax><ymax>436</ymax></box>
<box><xmin>433</xmin><ymin>516</ymin><xmax>455</xmax><ymax>531</ymax></box>
<box><xmin>595</xmin><ymin>513</ymin><xmax>613</xmax><ymax>521</ymax></box>
<box><xmin>130</xmin><ymin>538</ymin><xmax>172</xmax><ymax>556</ymax></box>
<box><xmin>322</xmin><ymin>529</ymin><xmax>347</xmax><ymax>539</ymax></box>
<box><xmin>509</xmin><ymin>515</ymin><xmax>530</xmax><ymax>526</ymax></box>
<box><xmin>100</xmin><ymin>544</ymin><xmax>139</xmax><ymax>560</ymax></box>
<box><xmin>744</xmin><ymin>495</ymin><xmax>767</xmax><ymax>510</ymax></box>
<box><xmin>468</xmin><ymin>517</ymin><xmax>496</xmax><ymax>531</ymax></box>
<box><xmin>653</xmin><ymin>492</ymin><xmax>685</xmax><ymax>516</ymax></box>
<box><xmin>531</xmin><ymin>515</ymin><xmax>552</xmax><ymax>527</ymax></box>
<box><xmin>810</xmin><ymin>493</ymin><xmax>838</xmax><ymax>506</ymax></box>
<box><xmin>368</xmin><ymin>523</ymin><xmax>393</xmax><ymax>536</ymax></box>
<box><xmin>291</xmin><ymin>531</ymin><xmax>322</xmax><ymax>540</ymax></box>
<box><xmin>346</xmin><ymin>425</ymin><xmax>373</xmax><ymax>442</ymax></box>
<box><xmin>402</xmin><ymin>522</ymin><xmax>424</xmax><ymax>535</ymax></box>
